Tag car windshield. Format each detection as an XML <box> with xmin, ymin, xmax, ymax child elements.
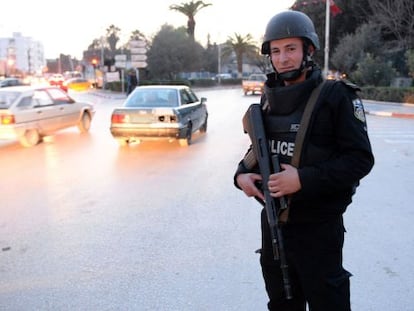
<box><xmin>124</xmin><ymin>89</ymin><xmax>179</xmax><ymax>108</ymax></box>
<box><xmin>0</xmin><ymin>91</ymin><xmax>20</xmax><ymax>108</ymax></box>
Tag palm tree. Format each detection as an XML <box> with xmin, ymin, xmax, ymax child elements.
<box><xmin>169</xmin><ymin>1</ymin><xmax>212</xmax><ymax>40</ymax></box>
<box><xmin>106</xmin><ymin>24</ymin><xmax>121</xmax><ymax>56</ymax></box>
<box><xmin>222</xmin><ymin>33</ymin><xmax>258</xmax><ymax>77</ymax></box>
<box><xmin>129</xmin><ymin>30</ymin><xmax>146</xmax><ymax>41</ymax></box>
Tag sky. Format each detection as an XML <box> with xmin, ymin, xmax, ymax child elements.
<box><xmin>0</xmin><ymin>0</ymin><xmax>295</xmax><ymax>60</ymax></box>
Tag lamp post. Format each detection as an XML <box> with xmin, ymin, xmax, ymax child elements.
<box><xmin>91</xmin><ymin>58</ymin><xmax>98</xmax><ymax>88</ymax></box>
<box><xmin>100</xmin><ymin>37</ymin><xmax>105</xmax><ymax>90</ymax></box>
<box><xmin>323</xmin><ymin>0</ymin><xmax>330</xmax><ymax>78</ymax></box>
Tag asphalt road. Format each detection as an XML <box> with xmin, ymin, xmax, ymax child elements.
<box><xmin>0</xmin><ymin>88</ymin><xmax>413</xmax><ymax>311</ymax></box>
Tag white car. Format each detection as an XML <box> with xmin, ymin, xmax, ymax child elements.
<box><xmin>0</xmin><ymin>85</ymin><xmax>95</xmax><ymax>147</ymax></box>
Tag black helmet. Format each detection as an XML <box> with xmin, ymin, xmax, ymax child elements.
<box><xmin>261</xmin><ymin>10</ymin><xmax>320</xmax><ymax>55</ymax></box>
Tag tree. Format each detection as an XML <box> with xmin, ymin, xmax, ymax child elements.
<box><xmin>368</xmin><ymin>0</ymin><xmax>414</xmax><ymax>50</ymax></box>
<box><xmin>147</xmin><ymin>24</ymin><xmax>204</xmax><ymax>79</ymax></box>
<box><xmin>331</xmin><ymin>22</ymin><xmax>382</xmax><ymax>74</ymax></box>
<box><xmin>406</xmin><ymin>50</ymin><xmax>414</xmax><ymax>79</ymax></box>
<box><xmin>222</xmin><ymin>33</ymin><xmax>258</xmax><ymax>77</ymax></box>
<box><xmin>129</xmin><ymin>30</ymin><xmax>146</xmax><ymax>41</ymax></box>
<box><xmin>203</xmin><ymin>41</ymin><xmax>219</xmax><ymax>74</ymax></box>
<box><xmin>106</xmin><ymin>24</ymin><xmax>121</xmax><ymax>56</ymax></box>
<box><xmin>292</xmin><ymin>0</ymin><xmax>372</xmax><ymax>68</ymax></box>
<box><xmin>169</xmin><ymin>1</ymin><xmax>212</xmax><ymax>40</ymax></box>
<box><xmin>352</xmin><ymin>53</ymin><xmax>397</xmax><ymax>86</ymax></box>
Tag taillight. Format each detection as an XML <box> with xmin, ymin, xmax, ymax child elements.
<box><xmin>111</xmin><ymin>114</ymin><xmax>128</xmax><ymax>123</ymax></box>
<box><xmin>1</xmin><ymin>114</ymin><xmax>15</xmax><ymax>125</ymax></box>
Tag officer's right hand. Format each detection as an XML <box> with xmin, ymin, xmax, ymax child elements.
<box><xmin>236</xmin><ymin>173</ymin><xmax>265</xmax><ymax>201</ymax></box>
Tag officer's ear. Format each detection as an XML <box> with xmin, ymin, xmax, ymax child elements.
<box><xmin>307</xmin><ymin>45</ymin><xmax>315</xmax><ymax>57</ymax></box>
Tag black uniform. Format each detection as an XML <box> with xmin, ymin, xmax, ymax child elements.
<box><xmin>234</xmin><ymin>68</ymin><xmax>374</xmax><ymax>311</ymax></box>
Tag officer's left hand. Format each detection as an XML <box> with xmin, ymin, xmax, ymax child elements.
<box><xmin>268</xmin><ymin>164</ymin><xmax>301</xmax><ymax>197</ymax></box>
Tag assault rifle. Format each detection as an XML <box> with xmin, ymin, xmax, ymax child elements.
<box><xmin>242</xmin><ymin>103</ymin><xmax>292</xmax><ymax>300</ymax></box>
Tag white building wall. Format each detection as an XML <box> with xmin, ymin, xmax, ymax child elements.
<box><xmin>0</xmin><ymin>32</ymin><xmax>45</xmax><ymax>76</ymax></box>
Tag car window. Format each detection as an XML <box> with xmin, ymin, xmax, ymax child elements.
<box><xmin>180</xmin><ymin>89</ymin><xmax>198</xmax><ymax>105</ymax></box>
<box><xmin>125</xmin><ymin>89</ymin><xmax>176</xmax><ymax>107</ymax></box>
<box><xmin>16</xmin><ymin>96</ymin><xmax>34</xmax><ymax>109</ymax></box>
<box><xmin>0</xmin><ymin>92</ymin><xmax>19</xmax><ymax>108</ymax></box>
<box><xmin>180</xmin><ymin>90</ymin><xmax>191</xmax><ymax>105</ymax></box>
<box><xmin>186</xmin><ymin>89</ymin><xmax>199</xmax><ymax>103</ymax></box>
<box><xmin>47</xmin><ymin>88</ymin><xmax>73</xmax><ymax>103</ymax></box>
<box><xmin>33</xmin><ymin>90</ymin><xmax>53</xmax><ymax>107</ymax></box>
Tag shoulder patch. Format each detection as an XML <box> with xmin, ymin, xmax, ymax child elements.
<box><xmin>353</xmin><ymin>98</ymin><xmax>366</xmax><ymax>122</ymax></box>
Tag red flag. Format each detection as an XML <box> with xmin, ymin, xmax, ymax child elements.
<box><xmin>329</xmin><ymin>0</ymin><xmax>342</xmax><ymax>17</ymax></box>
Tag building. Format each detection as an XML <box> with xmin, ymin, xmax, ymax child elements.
<box><xmin>0</xmin><ymin>32</ymin><xmax>46</xmax><ymax>77</ymax></box>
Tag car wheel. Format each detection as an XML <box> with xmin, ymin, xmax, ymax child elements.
<box><xmin>78</xmin><ymin>112</ymin><xmax>91</xmax><ymax>133</ymax></box>
<box><xmin>20</xmin><ymin>129</ymin><xmax>41</xmax><ymax>147</ymax></box>
<box><xmin>179</xmin><ymin>125</ymin><xmax>192</xmax><ymax>147</ymax></box>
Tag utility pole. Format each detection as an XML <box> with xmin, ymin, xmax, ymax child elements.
<box><xmin>323</xmin><ymin>0</ymin><xmax>330</xmax><ymax>78</ymax></box>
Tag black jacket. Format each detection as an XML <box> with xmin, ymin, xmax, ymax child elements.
<box><xmin>234</xmin><ymin>69</ymin><xmax>375</xmax><ymax>223</ymax></box>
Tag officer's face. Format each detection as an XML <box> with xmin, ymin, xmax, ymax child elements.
<box><xmin>269</xmin><ymin>37</ymin><xmax>306</xmax><ymax>82</ymax></box>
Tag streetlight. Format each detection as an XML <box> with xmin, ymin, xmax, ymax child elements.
<box><xmin>91</xmin><ymin>58</ymin><xmax>98</xmax><ymax>88</ymax></box>
<box><xmin>6</xmin><ymin>59</ymin><xmax>14</xmax><ymax>77</ymax></box>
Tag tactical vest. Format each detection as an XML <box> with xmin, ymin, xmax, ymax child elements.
<box><xmin>264</xmin><ymin>104</ymin><xmax>305</xmax><ymax>164</ymax></box>
<box><xmin>263</xmin><ymin>71</ymin><xmax>322</xmax><ymax>165</ymax></box>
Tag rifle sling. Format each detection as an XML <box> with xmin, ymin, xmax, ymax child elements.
<box><xmin>291</xmin><ymin>80</ymin><xmax>326</xmax><ymax>167</ymax></box>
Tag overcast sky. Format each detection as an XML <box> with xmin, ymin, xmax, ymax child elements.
<box><xmin>0</xmin><ymin>0</ymin><xmax>295</xmax><ymax>59</ymax></box>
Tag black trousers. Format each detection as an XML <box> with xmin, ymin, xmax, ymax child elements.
<box><xmin>260</xmin><ymin>209</ymin><xmax>352</xmax><ymax>311</ymax></box>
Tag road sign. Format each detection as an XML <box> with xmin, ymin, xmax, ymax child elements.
<box><xmin>115</xmin><ymin>54</ymin><xmax>127</xmax><ymax>61</ymax></box>
<box><xmin>130</xmin><ymin>40</ymin><xmax>146</xmax><ymax>48</ymax></box>
<box><xmin>106</xmin><ymin>71</ymin><xmax>120</xmax><ymax>82</ymax></box>
<box><xmin>114</xmin><ymin>61</ymin><xmax>126</xmax><ymax>68</ymax></box>
<box><xmin>131</xmin><ymin>54</ymin><xmax>148</xmax><ymax>62</ymax></box>
<box><xmin>130</xmin><ymin>48</ymin><xmax>147</xmax><ymax>54</ymax></box>
<box><xmin>131</xmin><ymin>61</ymin><xmax>148</xmax><ymax>68</ymax></box>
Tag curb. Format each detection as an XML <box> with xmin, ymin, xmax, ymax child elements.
<box><xmin>365</xmin><ymin>110</ymin><xmax>414</xmax><ymax>119</ymax></box>
<box><xmin>90</xmin><ymin>90</ymin><xmax>126</xmax><ymax>100</ymax></box>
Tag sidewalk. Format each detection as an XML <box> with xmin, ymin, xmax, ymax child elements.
<box><xmin>363</xmin><ymin>99</ymin><xmax>414</xmax><ymax>119</ymax></box>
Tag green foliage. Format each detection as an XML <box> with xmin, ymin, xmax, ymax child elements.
<box><xmin>146</xmin><ymin>24</ymin><xmax>204</xmax><ymax>80</ymax></box>
<box><xmin>361</xmin><ymin>86</ymin><xmax>414</xmax><ymax>103</ymax></box>
<box><xmin>351</xmin><ymin>53</ymin><xmax>397</xmax><ymax>86</ymax></box>
<box><xmin>406</xmin><ymin>50</ymin><xmax>414</xmax><ymax>78</ymax></box>
<box><xmin>331</xmin><ymin>22</ymin><xmax>382</xmax><ymax>73</ymax></box>
<box><xmin>169</xmin><ymin>1</ymin><xmax>212</xmax><ymax>39</ymax></box>
<box><xmin>292</xmin><ymin>0</ymin><xmax>372</xmax><ymax>67</ymax></box>
<box><xmin>222</xmin><ymin>33</ymin><xmax>258</xmax><ymax>77</ymax></box>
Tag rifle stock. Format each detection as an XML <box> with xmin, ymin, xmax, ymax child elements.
<box><xmin>242</xmin><ymin>104</ymin><xmax>292</xmax><ymax>300</ymax></box>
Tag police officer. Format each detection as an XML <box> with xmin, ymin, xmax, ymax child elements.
<box><xmin>234</xmin><ymin>10</ymin><xmax>374</xmax><ymax>311</ymax></box>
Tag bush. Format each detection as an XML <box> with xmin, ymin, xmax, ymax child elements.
<box><xmin>361</xmin><ymin>86</ymin><xmax>414</xmax><ymax>103</ymax></box>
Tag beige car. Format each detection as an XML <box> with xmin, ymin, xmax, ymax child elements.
<box><xmin>0</xmin><ymin>85</ymin><xmax>95</xmax><ymax>147</ymax></box>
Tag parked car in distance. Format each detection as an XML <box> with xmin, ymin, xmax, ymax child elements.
<box><xmin>0</xmin><ymin>85</ymin><xmax>95</xmax><ymax>147</ymax></box>
<box><xmin>48</xmin><ymin>74</ymin><xmax>65</xmax><ymax>88</ymax></box>
<box><xmin>242</xmin><ymin>73</ymin><xmax>267</xmax><ymax>95</ymax></box>
<box><xmin>0</xmin><ymin>77</ymin><xmax>26</xmax><ymax>88</ymax></box>
<box><xmin>62</xmin><ymin>77</ymin><xmax>92</xmax><ymax>92</ymax></box>
<box><xmin>213</xmin><ymin>73</ymin><xmax>232</xmax><ymax>80</ymax></box>
<box><xmin>110</xmin><ymin>85</ymin><xmax>208</xmax><ymax>147</ymax></box>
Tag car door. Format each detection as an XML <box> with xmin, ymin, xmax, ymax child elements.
<box><xmin>31</xmin><ymin>90</ymin><xmax>62</xmax><ymax>133</ymax></box>
<box><xmin>178</xmin><ymin>89</ymin><xmax>196</xmax><ymax>129</ymax></box>
<box><xmin>180</xmin><ymin>89</ymin><xmax>203</xmax><ymax>130</ymax></box>
<box><xmin>47</xmin><ymin>88</ymin><xmax>80</xmax><ymax>128</ymax></box>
